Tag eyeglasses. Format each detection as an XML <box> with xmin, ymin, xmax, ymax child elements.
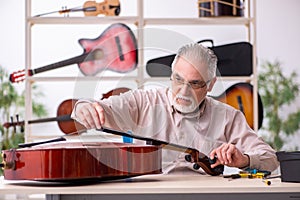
<box><xmin>170</xmin><ymin>73</ymin><xmax>210</xmax><ymax>89</ymax></box>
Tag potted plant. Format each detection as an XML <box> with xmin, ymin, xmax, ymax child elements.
<box><xmin>258</xmin><ymin>60</ymin><xmax>300</xmax><ymax>150</ymax></box>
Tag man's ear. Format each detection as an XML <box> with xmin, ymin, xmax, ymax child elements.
<box><xmin>207</xmin><ymin>77</ymin><xmax>216</xmax><ymax>92</ymax></box>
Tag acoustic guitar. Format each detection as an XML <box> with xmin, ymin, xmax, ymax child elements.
<box><xmin>10</xmin><ymin>23</ymin><xmax>138</xmax><ymax>83</ymax></box>
<box><xmin>210</xmin><ymin>82</ymin><xmax>263</xmax><ymax>130</ymax></box>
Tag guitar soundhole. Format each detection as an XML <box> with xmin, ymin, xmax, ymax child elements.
<box><xmin>92</xmin><ymin>49</ymin><xmax>104</xmax><ymax>60</ymax></box>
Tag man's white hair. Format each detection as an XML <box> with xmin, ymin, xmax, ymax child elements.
<box><xmin>171</xmin><ymin>43</ymin><xmax>217</xmax><ymax>80</ymax></box>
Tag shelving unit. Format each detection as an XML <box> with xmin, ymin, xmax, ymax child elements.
<box><xmin>24</xmin><ymin>0</ymin><xmax>258</xmax><ymax>142</ymax></box>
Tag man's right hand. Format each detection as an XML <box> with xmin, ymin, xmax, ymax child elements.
<box><xmin>73</xmin><ymin>101</ymin><xmax>105</xmax><ymax>129</ymax></box>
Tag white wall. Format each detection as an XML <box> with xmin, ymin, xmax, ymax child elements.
<box><xmin>256</xmin><ymin>0</ymin><xmax>300</xmax><ymax>71</ymax></box>
<box><xmin>0</xmin><ymin>0</ymin><xmax>299</xmax><ymax>149</ymax></box>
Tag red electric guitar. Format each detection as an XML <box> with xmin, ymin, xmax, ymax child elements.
<box><xmin>10</xmin><ymin>23</ymin><xmax>138</xmax><ymax>83</ymax></box>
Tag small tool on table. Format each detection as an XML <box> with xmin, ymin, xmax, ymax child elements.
<box><xmin>223</xmin><ymin>168</ymin><xmax>272</xmax><ymax>185</ymax></box>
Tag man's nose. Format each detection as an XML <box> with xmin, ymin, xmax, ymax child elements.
<box><xmin>180</xmin><ymin>83</ymin><xmax>191</xmax><ymax>95</ymax></box>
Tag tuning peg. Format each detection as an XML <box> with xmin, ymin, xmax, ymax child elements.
<box><xmin>20</xmin><ymin>125</ymin><xmax>25</xmax><ymax>133</ymax></box>
<box><xmin>16</xmin><ymin>114</ymin><xmax>24</xmax><ymax>133</ymax></box>
<box><xmin>185</xmin><ymin>154</ymin><xmax>192</xmax><ymax>162</ymax></box>
<box><xmin>193</xmin><ymin>163</ymin><xmax>201</xmax><ymax>170</ymax></box>
<box><xmin>184</xmin><ymin>154</ymin><xmax>201</xmax><ymax>170</ymax></box>
<box><xmin>208</xmin><ymin>156</ymin><xmax>217</xmax><ymax>164</ymax></box>
<box><xmin>62</xmin><ymin>6</ymin><xmax>69</xmax><ymax>17</ymax></box>
<box><xmin>10</xmin><ymin>116</ymin><xmax>16</xmax><ymax>133</ymax></box>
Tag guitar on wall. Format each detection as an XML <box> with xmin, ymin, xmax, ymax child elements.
<box><xmin>210</xmin><ymin>82</ymin><xmax>263</xmax><ymax>130</ymax></box>
<box><xmin>10</xmin><ymin>23</ymin><xmax>138</xmax><ymax>83</ymax></box>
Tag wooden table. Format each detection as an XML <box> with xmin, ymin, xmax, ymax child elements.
<box><xmin>1</xmin><ymin>174</ymin><xmax>300</xmax><ymax>200</ymax></box>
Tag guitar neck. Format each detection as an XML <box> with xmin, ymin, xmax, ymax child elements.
<box><xmin>32</xmin><ymin>53</ymin><xmax>89</xmax><ymax>75</ymax></box>
<box><xmin>4</xmin><ymin>115</ymin><xmax>72</xmax><ymax>129</ymax></box>
<box><xmin>28</xmin><ymin>115</ymin><xmax>72</xmax><ymax>124</ymax></box>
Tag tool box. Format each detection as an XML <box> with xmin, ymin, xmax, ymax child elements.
<box><xmin>276</xmin><ymin>151</ymin><xmax>300</xmax><ymax>183</ymax></box>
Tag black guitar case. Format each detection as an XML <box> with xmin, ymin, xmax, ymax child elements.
<box><xmin>146</xmin><ymin>40</ymin><xmax>253</xmax><ymax>77</ymax></box>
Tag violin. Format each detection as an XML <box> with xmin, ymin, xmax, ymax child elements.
<box><xmin>34</xmin><ymin>0</ymin><xmax>121</xmax><ymax>17</ymax></box>
<box><xmin>3</xmin><ymin>87</ymin><xmax>130</xmax><ymax>135</ymax></box>
<box><xmin>10</xmin><ymin>23</ymin><xmax>137</xmax><ymax>83</ymax></box>
<box><xmin>83</xmin><ymin>0</ymin><xmax>121</xmax><ymax>16</ymax></box>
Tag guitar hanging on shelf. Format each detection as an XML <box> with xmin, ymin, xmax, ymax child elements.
<box><xmin>210</xmin><ymin>82</ymin><xmax>264</xmax><ymax>130</ymax></box>
<box><xmin>10</xmin><ymin>23</ymin><xmax>138</xmax><ymax>83</ymax></box>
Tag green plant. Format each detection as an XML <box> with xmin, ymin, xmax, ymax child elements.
<box><xmin>0</xmin><ymin>65</ymin><xmax>48</xmax><ymax>174</ymax></box>
<box><xmin>258</xmin><ymin>60</ymin><xmax>300</xmax><ymax>150</ymax></box>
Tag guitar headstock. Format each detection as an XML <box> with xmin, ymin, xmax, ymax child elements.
<box><xmin>3</xmin><ymin>121</ymin><xmax>23</xmax><ymax>129</ymax></box>
<box><xmin>3</xmin><ymin>115</ymin><xmax>25</xmax><ymax>133</ymax></box>
<box><xmin>9</xmin><ymin>69</ymin><xmax>32</xmax><ymax>83</ymax></box>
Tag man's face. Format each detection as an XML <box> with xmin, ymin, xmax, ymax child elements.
<box><xmin>171</xmin><ymin>57</ymin><xmax>214</xmax><ymax>113</ymax></box>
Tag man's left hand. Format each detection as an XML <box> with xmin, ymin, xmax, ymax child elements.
<box><xmin>209</xmin><ymin>143</ymin><xmax>249</xmax><ymax>169</ymax></box>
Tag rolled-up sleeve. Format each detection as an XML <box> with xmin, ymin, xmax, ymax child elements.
<box><xmin>225</xmin><ymin>110</ymin><xmax>279</xmax><ymax>172</ymax></box>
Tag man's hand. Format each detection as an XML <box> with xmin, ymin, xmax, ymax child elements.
<box><xmin>209</xmin><ymin>143</ymin><xmax>249</xmax><ymax>169</ymax></box>
<box><xmin>74</xmin><ymin>101</ymin><xmax>105</xmax><ymax>129</ymax></box>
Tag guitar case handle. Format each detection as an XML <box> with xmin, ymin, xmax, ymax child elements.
<box><xmin>197</xmin><ymin>39</ymin><xmax>214</xmax><ymax>47</ymax></box>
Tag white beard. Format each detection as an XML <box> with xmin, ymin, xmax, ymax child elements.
<box><xmin>173</xmin><ymin>94</ymin><xmax>198</xmax><ymax>114</ymax></box>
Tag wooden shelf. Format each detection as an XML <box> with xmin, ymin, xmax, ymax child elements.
<box><xmin>144</xmin><ymin>17</ymin><xmax>252</xmax><ymax>26</ymax></box>
<box><xmin>27</xmin><ymin>16</ymin><xmax>139</xmax><ymax>25</ymax></box>
<box><xmin>27</xmin><ymin>16</ymin><xmax>252</xmax><ymax>26</ymax></box>
<box><xmin>27</xmin><ymin>76</ymin><xmax>139</xmax><ymax>82</ymax></box>
<box><xmin>143</xmin><ymin>76</ymin><xmax>253</xmax><ymax>83</ymax></box>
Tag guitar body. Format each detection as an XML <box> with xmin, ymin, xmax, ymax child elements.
<box><xmin>210</xmin><ymin>82</ymin><xmax>263</xmax><ymax>129</ymax></box>
<box><xmin>2</xmin><ymin>142</ymin><xmax>162</xmax><ymax>181</ymax></box>
<box><xmin>56</xmin><ymin>99</ymin><xmax>86</xmax><ymax>134</ymax></box>
<box><xmin>78</xmin><ymin>23</ymin><xmax>138</xmax><ymax>76</ymax></box>
<box><xmin>56</xmin><ymin>87</ymin><xmax>130</xmax><ymax>134</ymax></box>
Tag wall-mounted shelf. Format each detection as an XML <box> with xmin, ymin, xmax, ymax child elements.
<box><xmin>28</xmin><ymin>16</ymin><xmax>139</xmax><ymax>25</ymax></box>
<box><xmin>27</xmin><ymin>76</ymin><xmax>139</xmax><ymax>82</ymax></box>
<box><xmin>24</xmin><ymin>0</ymin><xmax>258</xmax><ymax>142</ymax></box>
<box><xmin>27</xmin><ymin>16</ymin><xmax>253</xmax><ymax>26</ymax></box>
